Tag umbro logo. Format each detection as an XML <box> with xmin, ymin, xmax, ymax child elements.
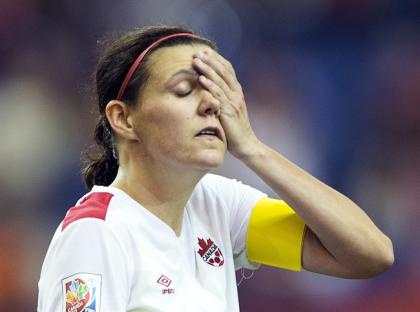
<box><xmin>157</xmin><ymin>275</ymin><xmax>175</xmax><ymax>294</ymax></box>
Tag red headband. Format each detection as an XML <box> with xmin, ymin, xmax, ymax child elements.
<box><xmin>116</xmin><ymin>32</ymin><xmax>201</xmax><ymax>100</ymax></box>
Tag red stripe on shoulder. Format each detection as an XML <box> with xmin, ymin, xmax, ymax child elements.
<box><xmin>62</xmin><ymin>192</ymin><xmax>114</xmax><ymax>231</ymax></box>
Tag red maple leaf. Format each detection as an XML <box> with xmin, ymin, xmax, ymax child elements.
<box><xmin>197</xmin><ymin>238</ymin><xmax>214</xmax><ymax>257</ymax></box>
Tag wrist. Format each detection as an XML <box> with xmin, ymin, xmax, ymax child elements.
<box><xmin>233</xmin><ymin>137</ymin><xmax>266</xmax><ymax>163</ymax></box>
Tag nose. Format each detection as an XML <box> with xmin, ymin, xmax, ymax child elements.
<box><xmin>198</xmin><ymin>90</ymin><xmax>221</xmax><ymax>117</ymax></box>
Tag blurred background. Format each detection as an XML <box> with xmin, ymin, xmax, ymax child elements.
<box><xmin>0</xmin><ymin>0</ymin><xmax>419</xmax><ymax>310</ymax></box>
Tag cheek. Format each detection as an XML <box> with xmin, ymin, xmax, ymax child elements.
<box><xmin>151</xmin><ymin>109</ymin><xmax>190</xmax><ymax>137</ymax></box>
<box><xmin>145</xmin><ymin>98</ymin><xmax>188</xmax><ymax>124</ymax></box>
<box><xmin>140</xmin><ymin>106</ymin><xmax>192</xmax><ymax>148</ymax></box>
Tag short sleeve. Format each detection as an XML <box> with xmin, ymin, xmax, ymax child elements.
<box><xmin>227</xmin><ymin>181</ymin><xmax>266</xmax><ymax>270</ymax></box>
<box><xmin>38</xmin><ymin>219</ymin><xmax>131</xmax><ymax>312</ymax></box>
<box><xmin>200</xmin><ymin>175</ymin><xmax>266</xmax><ymax>270</ymax></box>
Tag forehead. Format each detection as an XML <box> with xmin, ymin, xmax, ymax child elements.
<box><xmin>146</xmin><ymin>44</ymin><xmax>211</xmax><ymax>81</ymax></box>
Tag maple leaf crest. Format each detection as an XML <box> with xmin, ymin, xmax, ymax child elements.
<box><xmin>197</xmin><ymin>237</ymin><xmax>214</xmax><ymax>257</ymax></box>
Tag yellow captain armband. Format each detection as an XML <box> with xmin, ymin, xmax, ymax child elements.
<box><xmin>246</xmin><ymin>197</ymin><xmax>307</xmax><ymax>271</ymax></box>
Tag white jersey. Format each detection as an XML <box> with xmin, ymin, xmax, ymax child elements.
<box><xmin>38</xmin><ymin>174</ymin><xmax>265</xmax><ymax>312</ymax></box>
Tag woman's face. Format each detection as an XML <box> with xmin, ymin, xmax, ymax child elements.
<box><xmin>129</xmin><ymin>44</ymin><xmax>227</xmax><ymax>171</ymax></box>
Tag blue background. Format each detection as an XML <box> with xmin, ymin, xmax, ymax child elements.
<box><xmin>0</xmin><ymin>0</ymin><xmax>419</xmax><ymax>310</ymax></box>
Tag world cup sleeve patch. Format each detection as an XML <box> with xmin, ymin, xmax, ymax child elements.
<box><xmin>62</xmin><ymin>273</ymin><xmax>102</xmax><ymax>312</ymax></box>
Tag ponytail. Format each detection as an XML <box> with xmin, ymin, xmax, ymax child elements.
<box><xmin>82</xmin><ymin>117</ymin><xmax>118</xmax><ymax>190</ymax></box>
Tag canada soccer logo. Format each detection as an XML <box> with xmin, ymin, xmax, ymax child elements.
<box><xmin>197</xmin><ymin>237</ymin><xmax>224</xmax><ymax>267</ymax></box>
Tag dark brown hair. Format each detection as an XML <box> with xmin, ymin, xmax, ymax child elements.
<box><xmin>82</xmin><ymin>25</ymin><xmax>215</xmax><ymax>190</ymax></box>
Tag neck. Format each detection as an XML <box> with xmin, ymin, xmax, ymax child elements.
<box><xmin>110</xmin><ymin>156</ymin><xmax>206</xmax><ymax>236</ymax></box>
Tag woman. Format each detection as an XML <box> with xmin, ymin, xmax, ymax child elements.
<box><xmin>38</xmin><ymin>25</ymin><xmax>394</xmax><ymax>312</ymax></box>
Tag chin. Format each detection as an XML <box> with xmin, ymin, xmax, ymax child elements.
<box><xmin>196</xmin><ymin>158</ymin><xmax>224</xmax><ymax>169</ymax></box>
<box><xmin>191</xmin><ymin>152</ymin><xmax>225</xmax><ymax>170</ymax></box>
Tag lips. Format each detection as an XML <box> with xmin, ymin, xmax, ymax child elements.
<box><xmin>195</xmin><ymin>126</ymin><xmax>222</xmax><ymax>140</ymax></box>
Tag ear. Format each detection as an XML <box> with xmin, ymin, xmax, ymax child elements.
<box><xmin>105</xmin><ymin>100</ymin><xmax>138</xmax><ymax>141</ymax></box>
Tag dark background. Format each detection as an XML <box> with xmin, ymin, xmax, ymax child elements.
<box><xmin>0</xmin><ymin>0</ymin><xmax>419</xmax><ymax>310</ymax></box>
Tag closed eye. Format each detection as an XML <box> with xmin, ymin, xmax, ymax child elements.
<box><xmin>166</xmin><ymin>69</ymin><xmax>199</xmax><ymax>98</ymax></box>
<box><xmin>173</xmin><ymin>79</ymin><xmax>198</xmax><ymax>97</ymax></box>
<box><xmin>175</xmin><ymin>89</ymin><xmax>192</xmax><ymax>97</ymax></box>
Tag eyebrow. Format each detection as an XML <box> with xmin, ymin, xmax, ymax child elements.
<box><xmin>165</xmin><ymin>69</ymin><xmax>198</xmax><ymax>86</ymax></box>
<box><xmin>172</xmin><ymin>68</ymin><xmax>198</xmax><ymax>77</ymax></box>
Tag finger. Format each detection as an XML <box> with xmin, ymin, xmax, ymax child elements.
<box><xmin>193</xmin><ymin>57</ymin><xmax>233</xmax><ymax>98</ymax></box>
<box><xmin>203</xmin><ymin>49</ymin><xmax>236</xmax><ymax>77</ymax></box>
<box><xmin>198</xmin><ymin>75</ymin><xmax>226</xmax><ymax>104</ymax></box>
<box><xmin>195</xmin><ymin>51</ymin><xmax>239</xmax><ymax>91</ymax></box>
<box><xmin>205</xmin><ymin>51</ymin><xmax>244</xmax><ymax>97</ymax></box>
<box><xmin>197</xmin><ymin>51</ymin><xmax>236</xmax><ymax>89</ymax></box>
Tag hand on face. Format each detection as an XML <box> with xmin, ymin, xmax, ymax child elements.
<box><xmin>192</xmin><ymin>50</ymin><xmax>259</xmax><ymax>159</ymax></box>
